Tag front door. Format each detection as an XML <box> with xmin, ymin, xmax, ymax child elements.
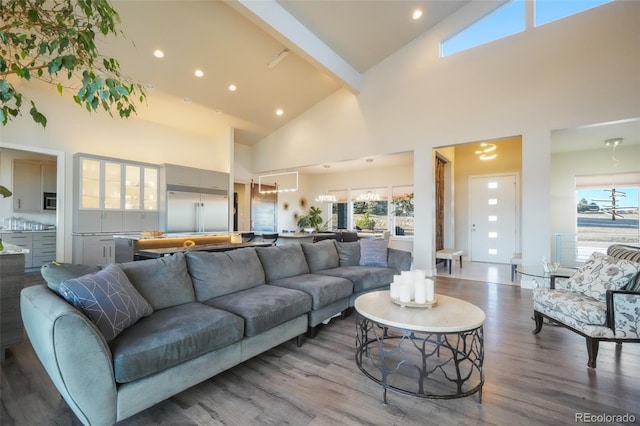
<box><xmin>470</xmin><ymin>174</ymin><xmax>518</xmax><ymax>264</ymax></box>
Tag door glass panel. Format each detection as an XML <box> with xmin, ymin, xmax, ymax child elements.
<box><xmin>104</xmin><ymin>162</ymin><xmax>121</xmax><ymax>209</ymax></box>
<box><xmin>143</xmin><ymin>168</ymin><xmax>158</xmax><ymax>210</ymax></box>
<box><xmin>125</xmin><ymin>165</ymin><xmax>140</xmax><ymax>210</ymax></box>
<box><xmin>81</xmin><ymin>158</ymin><xmax>100</xmax><ymax>208</ymax></box>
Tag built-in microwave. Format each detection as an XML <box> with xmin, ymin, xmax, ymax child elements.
<box><xmin>43</xmin><ymin>192</ymin><xmax>56</xmax><ymax>210</ymax></box>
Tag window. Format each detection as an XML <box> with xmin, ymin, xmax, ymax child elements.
<box><xmin>535</xmin><ymin>0</ymin><xmax>613</xmax><ymax>26</ymax></box>
<box><xmin>441</xmin><ymin>0</ymin><xmax>525</xmax><ymax>57</ymax></box>
<box><xmin>352</xmin><ymin>188</ymin><xmax>388</xmax><ymax>233</ymax></box>
<box><xmin>391</xmin><ymin>186</ymin><xmax>414</xmax><ymax>236</ymax></box>
<box><xmin>441</xmin><ymin>0</ymin><xmax>613</xmax><ymax>56</ymax></box>
<box><xmin>576</xmin><ymin>185</ymin><xmax>639</xmax><ymax>244</ymax></box>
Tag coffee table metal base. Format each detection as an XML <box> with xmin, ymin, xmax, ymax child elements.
<box><xmin>355</xmin><ymin>315</ymin><xmax>484</xmax><ymax>404</ymax></box>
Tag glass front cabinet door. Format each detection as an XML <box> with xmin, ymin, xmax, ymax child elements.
<box><xmin>75</xmin><ymin>155</ymin><xmax>159</xmax><ymax>234</ymax></box>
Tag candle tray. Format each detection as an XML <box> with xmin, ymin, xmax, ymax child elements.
<box><xmin>391</xmin><ymin>297</ymin><xmax>438</xmax><ymax>308</ymax></box>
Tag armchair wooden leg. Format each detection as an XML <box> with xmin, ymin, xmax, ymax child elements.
<box><xmin>532</xmin><ymin>311</ymin><xmax>544</xmax><ymax>334</ymax></box>
<box><xmin>586</xmin><ymin>337</ymin><xmax>599</xmax><ymax>369</ymax></box>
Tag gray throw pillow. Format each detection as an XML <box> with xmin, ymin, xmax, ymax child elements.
<box><xmin>359</xmin><ymin>239</ymin><xmax>388</xmax><ymax>267</ymax></box>
<box><xmin>336</xmin><ymin>241</ymin><xmax>360</xmax><ymax>266</ymax></box>
<box><xmin>59</xmin><ymin>263</ymin><xmax>153</xmax><ymax>342</ymax></box>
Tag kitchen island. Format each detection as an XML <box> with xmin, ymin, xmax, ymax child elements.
<box><xmin>114</xmin><ymin>233</ymin><xmax>232</xmax><ymax>262</ymax></box>
<box><xmin>136</xmin><ymin>241</ymin><xmax>273</xmax><ymax>259</ymax></box>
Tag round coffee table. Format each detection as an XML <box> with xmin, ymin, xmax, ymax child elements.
<box><xmin>354</xmin><ymin>291</ymin><xmax>485</xmax><ymax>403</ymax></box>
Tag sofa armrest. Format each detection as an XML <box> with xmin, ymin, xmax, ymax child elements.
<box><xmin>21</xmin><ymin>285</ymin><xmax>118</xmax><ymax>426</ymax></box>
<box><xmin>605</xmin><ymin>289</ymin><xmax>640</xmax><ymax>338</ymax></box>
<box><xmin>387</xmin><ymin>248</ymin><xmax>412</xmax><ymax>272</ymax></box>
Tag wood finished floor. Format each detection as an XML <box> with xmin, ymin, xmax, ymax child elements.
<box><xmin>2</xmin><ymin>274</ymin><xmax>639</xmax><ymax>426</ymax></box>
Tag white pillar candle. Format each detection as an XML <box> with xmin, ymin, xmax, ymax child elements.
<box><xmin>414</xmin><ymin>280</ymin><xmax>427</xmax><ymax>304</ymax></box>
<box><xmin>390</xmin><ymin>281</ymin><xmax>399</xmax><ymax>299</ymax></box>
<box><xmin>399</xmin><ymin>283</ymin><xmax>412</xmax><ymax>303</ymax></box>
<box><xmin>413</xmin><ymin>269</ymin><xmax>426</xmax><ymax>280</ymax></box>
<box><xmin>393</xmin><ymin>275</ymin><xmax>402</xmax><ymax>284</ymax></box>
<box><xmin>425</xmin><ymin>279</ymin><xmax>435</xmax><ymax>302</ymax></box>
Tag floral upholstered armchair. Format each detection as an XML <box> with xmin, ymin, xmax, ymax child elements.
<box><xmin>532</xmin><ymin>244</ymin><xmax>640</xmax><ymax>368</ymax></box>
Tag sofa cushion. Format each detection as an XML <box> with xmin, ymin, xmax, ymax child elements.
<box><xmin>186</xmin><ymin>249</ymin><xmax>266</xmax><ymax>301</ymax></box>
<box><xmin>317</xmin><ymin>266</ymin><xmax>396</xmax><ymax>293</ymax></box>
<box><xmin>119</xmin><ymin>253</ymin><xmax>195</xmax><ymax>310</ymax></box>
<box><xmin>110</xmin><ymin>302</ymin><xmax>243</xmax><ymax>383</ymax></box>
<box><xmin>359</xmin><ymin>239</ymin><xmax>388</xmax><ymax>267</ymax></box>
<box><xmin>41</xmin><ymin>262</ymin><xmax>101</xmax><ymax>295</ymax></box>
<box><xmin>59</xmin><ymin>263</ymin><xmax>153</xmax><ymax>342</ymax></box>
<box><xmin>256</xmin><ymin>244</ymin><xmax>310</xmax><ymax>281</ymax></box>
<box><xmin>566</xmin><ymin>252</ymin><xmax>640</xmax><ymax>302</ymax></box>
<box><xmin>301</xmin><ymin>240</ymin><xmax>340</xmax><ymax>272</ymax></box>
<box><xmin>269</xmin><ymin>273</ymin><xmax>353</xmax><ymax>310</ymax></box>
<box><xmin>336</xmin><ymin>241</ymin><xmax>360</xmax><ymax>266</ymax></box>
<box><xmin>533</xmin><ymin>288</ymin><xmax>607</xmax><ymax>325</ymax></box>
<box><xmin>205</xmin><ymin>285</ymin><xmax>311</xmax><ymax>337</ymax></box>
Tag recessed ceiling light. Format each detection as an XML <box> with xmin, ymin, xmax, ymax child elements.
<box><xmin>604</xmin><ymin>138</ymin><xmax>623</xmax><ymax>146</ymax></box>
<box><xmin>144</xmin><ymin>83</ymin><xmax>155</xmax><ymax>90</ymax></box>
<box><xmin>153</xmin><ymin>49</ymin><xmax>165</xmax><ymax>58</ymax></box>
<box><xmin>366</xmin><ymin>158</ymin><xmax>374</xmax><ymax>163</ymax></box>
<box><xmin>194</xmin><ymin>69</ymin><xmax>204</xmax><ymax>78</ymax></box>
<box><xmin>323</xmin><ymin>164</ymin><xmax>331</xmax><ymax>169</ymax></box>
<box><xmin>228</xmin><ymin>84</ymin><xmax>237</xmax><ymax>92</ymax></box>
<box><xmin>276</xmin><ymin>109</ymin><xmax>284</xmax><ymax>116</ymax></box>
<box><xmin>183</xmin><ymin>97</ymin><xmax>191</xmax><ymax>103</ymax></box>
<box><xmin>412</xmin><ymin>9</ymin><xmax>423</xmax><ymax>20</ymax></box>
<box><xmin>214</xmin><ymin>109</ymin><xmax>223</xmax><ymax>115</ymax></box>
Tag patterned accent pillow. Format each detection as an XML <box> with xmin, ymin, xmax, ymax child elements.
<box><xmin>59</xmin><ymin>263</ymin><xmax>153</xmax><ymax>342</ymax></box>
<box><xmin>567</xmin><ymin>252</ymin><xmax>640</xmax><ymax>302</ymax></box>
<box><xmin>359</xmin><ymin>239</ymin><xmax>388</xmax><ymax>267</ymax></box>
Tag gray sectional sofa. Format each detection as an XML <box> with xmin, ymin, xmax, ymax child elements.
<box><xmin>20</xmin><ymin>239</ymin><xmax>411</xmax><ymax>426</ymax></box>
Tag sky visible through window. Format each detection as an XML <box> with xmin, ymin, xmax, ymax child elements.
<box><xmin>441</xmin><ymin>0</ymin><xmax>614</xmax><ymax>57</ymax></box>
<box><xmin>577</xmin><ymin>187</ymin><xmax>639</xmax><ymax>211</ymax></box>
<box><xmin>535</xmin><ymin>0</ymin><xmax>613</xmax><ymax>26</ymax></box>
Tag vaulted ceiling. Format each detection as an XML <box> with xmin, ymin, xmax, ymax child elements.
<box><xmin>103</xmin><ymin>0</ymin><xmax>471</xmax><ymax>146</ymax></box>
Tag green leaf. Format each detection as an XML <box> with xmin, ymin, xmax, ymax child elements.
<box><xmin>29</xmin><ymin>103</ymin><xmax>47</xmax><ymax>128</ymax></box>
<box><xmin>27</xmin><ymin>9</ymin><xmax>40</xmax><ymax>23</ymax></box>
<box><xmin>56</xmin><ymin>83</ymin><xmax>63</xmax><ymax>95</ymax></box>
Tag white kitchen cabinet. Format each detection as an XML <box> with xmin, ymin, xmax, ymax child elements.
<box><xmin>74</xmin><ymin>155</ymin><xmax>159</xmax><ymax>234</ymax></box>
<box><xmin>0</xmin><ymin>231</ymin><xmax>55</xmax><ymax>269</ymax></box>
<box><xmin>1</xmin><ymin>233</ymin><xmax>33</xmax><ymax>268</ymax></box>
<box><xmin>164</xmin><ymin>164</ymin><xmax>228</xmax><ymax>190</ymax></box>
<box><xmin>122</xmin><ymin>211</ymin><xmax>159</xmax><ymax>232</ymax></box>
<box><xmin>13</xmin><ymin>160</ymin><xmax>42</xmax><ymax>212</ymax></box>
<box><xmin>41</xmin><ymin>163</ymin><xmax>57</xmax><ymax>193</ymax></box>
<box><xmin>72</xmin><ymin>235</ymin><xmax>115</xmax><ymax>265</ymax></box>
<box><xmin>32</xmin><ymin>232</ymin><xmax>57</xmax><ymax>267</ymax></box>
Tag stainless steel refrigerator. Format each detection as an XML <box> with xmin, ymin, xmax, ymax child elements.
<box><xmin>166</xmin><ymin>189</ymin><xmax>229</xmax><ymax>233</ymax></box>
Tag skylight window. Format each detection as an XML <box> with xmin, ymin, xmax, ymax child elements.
<box><xmin>535</xmin><ymin>0</ymin><xmax>613</xmax><ymax>26</ymax></box>
<box><xmin>441</xmin><ymin>0</ymin><xmax>525</xmax><ymax>57</ymax></box>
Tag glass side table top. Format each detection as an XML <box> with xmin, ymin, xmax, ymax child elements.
<box><xmin>516</xmin><ymin>265</ymin><xmax>576</xmax><ymax>279</ymax></box>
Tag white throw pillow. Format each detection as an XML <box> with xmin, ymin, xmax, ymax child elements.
<box><xmin>566</xmin><ymin>251</ymin><xmax>640</xmax><ymax>302</ymax></box>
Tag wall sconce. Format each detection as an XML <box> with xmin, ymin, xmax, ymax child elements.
<box><xmin>258</xmin><ymin>171</ymin><xmax>298</xmax><ymax>194</ymax></box>
<box><xmin>475</xmin><ymin>143</ymin><xmax>497</xmax><ymax>160</ymax></box>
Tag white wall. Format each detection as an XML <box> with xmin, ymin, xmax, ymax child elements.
<box><xmin>250</xmin><ymin>1</ymin><xmax>640</xmax><ymax>276</ymax></box>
